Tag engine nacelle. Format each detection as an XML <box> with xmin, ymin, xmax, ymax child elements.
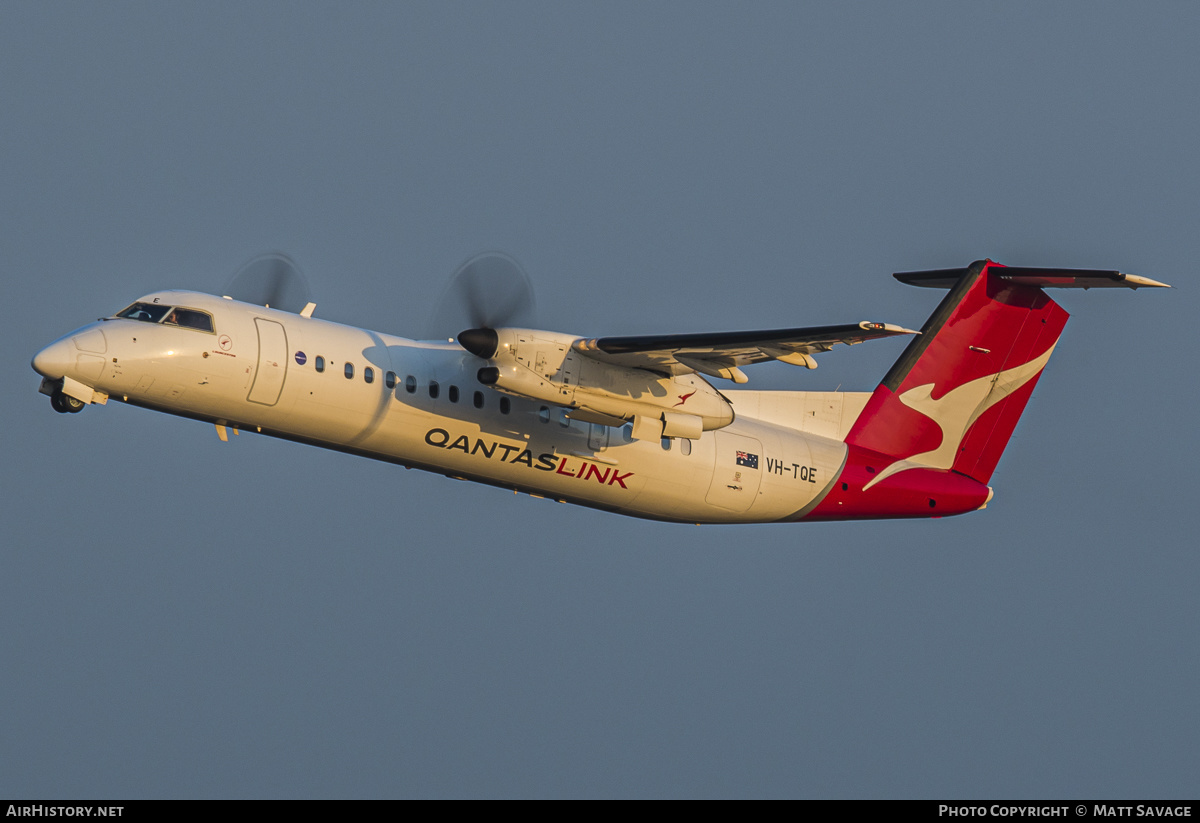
<box><xmin>468</xmin><ymin>328</ymin><xmax>733</xmax><ymax>439</ymax></box>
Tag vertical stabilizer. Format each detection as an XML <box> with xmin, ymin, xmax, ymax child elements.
<box><xmin>846</xmin><ymin>260</ymin><xmax>1069</xmax><ymax>485</ymax></box>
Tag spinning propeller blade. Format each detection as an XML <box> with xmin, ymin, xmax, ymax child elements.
<box><xmin>427</xmin><ymin>252</ymin><xmax>536</xmax><ymax>343</ymax></box>
<box><xmin>225</xmin><ymin>252</ymin><xmax>312</xmax><ymax>314</ymax></box>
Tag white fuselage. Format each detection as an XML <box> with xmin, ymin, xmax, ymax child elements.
<box><xmin>35</xmin><ymin>291</ymin><xmax>853</xmax><ymax>523</ymax></box>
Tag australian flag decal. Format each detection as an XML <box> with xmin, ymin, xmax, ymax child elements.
<box><xmin>735</xmin><ymin>450</ymin><xmax>759</xmax><ymax>469</ymax></box>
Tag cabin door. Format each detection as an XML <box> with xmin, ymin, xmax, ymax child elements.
<box><xmin>247</xmin><ymin>318</ymin><xmax>288</xmax><ymax>406</ymax></box>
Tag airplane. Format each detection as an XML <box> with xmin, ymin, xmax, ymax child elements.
<box><xmin>30</xmin><ymin>256</ymin><xmax>1168</xmax><ymax>524</ymax></box>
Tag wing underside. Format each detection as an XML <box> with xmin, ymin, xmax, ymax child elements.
<box><xmin>572</xmin><ymin>322</ymin><xmax>917</xmax><ymax>382</ymax></box>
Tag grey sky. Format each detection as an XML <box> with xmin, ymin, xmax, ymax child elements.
<box><xmin>2</xmin><ymin>2</ymin><xmax>1196</xmax><ymax>798</ymax></box>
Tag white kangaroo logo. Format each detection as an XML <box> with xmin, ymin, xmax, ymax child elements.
<box><xmin>863</xmin><ymin>342</ymin><xmax>1056</xmax><ymax>490</ymax></box>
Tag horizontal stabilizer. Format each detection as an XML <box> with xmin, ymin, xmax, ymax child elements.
<box><xmin>895</xmin><ymin>264</ymin><xmax>1170</xmax><ymax>290</ymax></box>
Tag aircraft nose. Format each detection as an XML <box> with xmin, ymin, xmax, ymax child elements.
<box><xmin>32</xmin><ymin>338</ymin><xmax>77</xmax><ymax>379</ymax></box>
<box><xmin>33</xmin><ymin>326</ymin><xmax>107</xmax><ymax>380</ymax></box>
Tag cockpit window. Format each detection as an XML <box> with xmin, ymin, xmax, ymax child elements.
<box><xmin>116</xmin><ymin>302</ymin><xmax>172</xmax><ymax>323</ymax></box>
<box><xmin>115</xmin><ymin>303</ymin><xmax>214</xmax><ymax>333</ymax></box>
<box><xmin>162</xmin><ymin>308</ymin><xmax>214</xmax><ymax>332</ymax></box>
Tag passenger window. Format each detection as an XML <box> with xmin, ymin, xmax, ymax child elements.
<box><xmin>539</xmin><ymin>406</ymin><xmax>550</xmax><ymax>423</ymax></box>
<box><xmin>473</xmin><ymin>391</ymin><xmax>484</xmax><ymax>409</ymax></box>
<box><xmin>661</xmin><ymin>438</ymin><xmax>672</xmax><ymax>451</ymax></box>
<box><xmin>500</xmin><ymin>397</ymin><xmax>511</xmax><ymax>414</ymax></box>
<box><xmin>405</xmin><ymin>375</ymin><xmax>416</xmax><ymax>394</ymax></box>
<box><xmin>680</xmin><ymin>439</ymin><xmax>692</xmax><ymax>456</ymax></box>
<box><xmin>385</xmin><ymin>371</ymin><xmax>397</xmax><ymax>389</ymax></box>
<box><xmin>344</xmin><ymin>363</ymin><xmax>354</xmax><ymax>379</ymax></box>
<box><xmin>429</xmin><ymin>381</ymin><xmax>439</xmax><ymax>399</ymax></box>
<box><xmin>448</xmin><ymin>385</ymin><xmax>459</xmax><ymax>403</ymax></box>
<box><xmin>364</xmin><ymin>367</ymin><xmax>375</xmax><ymax>384</ymax></box>
<box><xmin>558</xmin><ymin>410</ymin><xmax>570</xmax><ymax>428</ymax></box>
<box><xmin>315</xmin><ymin>356</ymin><xmax>325</xmax><ymax>373</ymax></box>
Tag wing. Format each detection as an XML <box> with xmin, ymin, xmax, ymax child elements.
<box><xmin>572</xmin><ymin>321</ymin><xmax>918</xmax><ymax>383</ymax></box>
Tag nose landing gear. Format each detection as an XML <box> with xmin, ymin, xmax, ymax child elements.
<box><xmin>50</xmin><ymin>391</ymin><xmax>85</xmax><ymax>414</ymax></box>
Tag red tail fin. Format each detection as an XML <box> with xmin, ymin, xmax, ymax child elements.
<box><xmin>846</xmin><ymin>260</ymin><xmax>1068</xmax><ymax>485</ymax></box>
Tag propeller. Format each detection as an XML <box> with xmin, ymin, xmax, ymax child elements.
<box><xmin>224</xmin><ymin>252</ymin><xmax>312</xmax><ymax>314</ymax></box>
<box><xmin>426</xmin><ymin>252</ymin><xmax>536</xmax><ymax>349</ymax></box>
